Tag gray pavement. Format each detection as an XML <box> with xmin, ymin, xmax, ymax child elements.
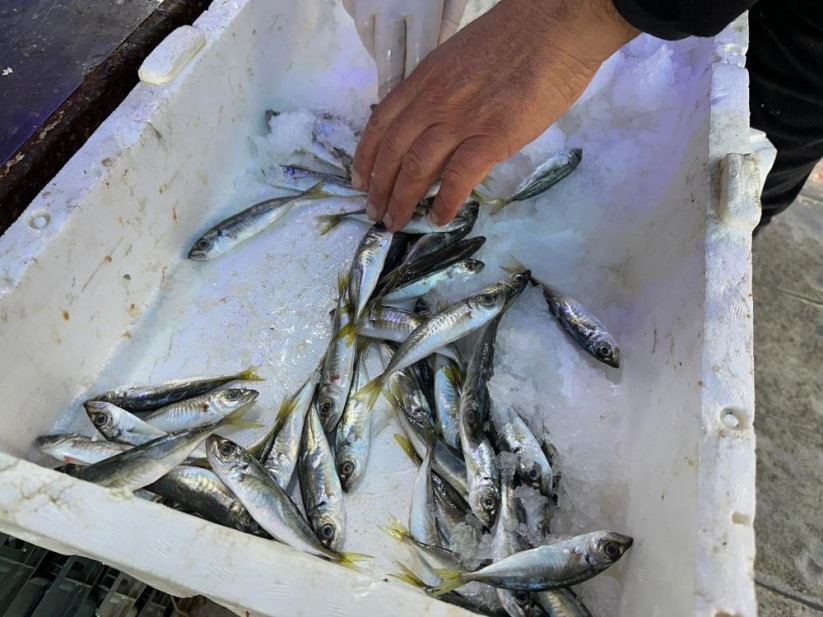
<box><xmin>753</xmin><ymin>167</ymin><xmax>823</xmax><ymax>615</ymax></box>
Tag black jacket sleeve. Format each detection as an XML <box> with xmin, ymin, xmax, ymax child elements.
<box><xmin>612</xmin><ymin>0</ymin><xmax>758</xmax><ymax>40</ymax></box>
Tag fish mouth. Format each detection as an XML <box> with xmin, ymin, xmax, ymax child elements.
<box><xmin>187</xmin><ymin>249</ymin><xmax>209</xmax><ymax>261</ymax></box>
<box><xmin>606</xmin><ymin>348</ymin><xmax>621</xmax><ymax>369</ymax></box>
<box><xmin>569</xmin><ymin>148</ymin><xmax>583</xmax><ymax>164</ymax></box>
<box><xmin>83</xmin><ymin>400</ymin><xmax>107</xmax><ymax>412</ymax></box>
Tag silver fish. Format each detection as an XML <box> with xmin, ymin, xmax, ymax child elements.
<box><xmin>206</xmin><ymin>436</ymin><xmax>363</xmax><ymax>566</ymax></box>
<box><xmin>36</xmin><ymin>434</ymin><xmax>131</xmax><ymax>465</ymax></box>
<box><xmin>317</xmin><ymin>202</ymin><xmax>472</xmax><ymax>236</ymax></box>
<box><xmin>348</xmin><ymin>223</ymin><xmax>394</xmax><ymax>322</ymax></box>
<box><xmin>298</xmin><ymin>406</ymin><xmax>346</xmax><ymax>551</ymax></box>
<box><xmin>383</xmin><ymin>518</ymin><xmax>464</xmax><ymax>572</ymax></box>
<box><xmin>458</xmin><ymin>396</ymin><xmax>500</xmax><ymax>529</ymax></box>
<box><xmin>492</xmin><ymin>472</ymin><xmax>530</xmax><ymax>617</ymax></box>
<box><xmin>335</xmin><ymin>346</ymin><xmax>374</xmax><ymax>491</ymax></box>
<box><xmin>491</xmin><ymin>406</ymin><xmax>554</xmax><ymax>497</ymax></box>
<box><xmin>434</xmin><ymin>355</ymin><xmax>462</xmax><ymax>451</ymax></box>
<box><xmin>459</xmin><ymin>316</ymin><xmax>502</xmax><ymax>440</ymax></box>
<box><xmin>187</xmin><ymin>183</ymin><xmax>330</xmax><ymax>260</ymax></box>
<box><xmin>147</xmin><ymin>465</ymin><xmax>266</xmax><ymax>536</ymax></box>
<box><xmin>534</xmin><ymin>588</ymin><xmax>592</xmax><ymax>617</ymax></box>
<box><xmin>317</xmin><ymin>274</ymin><xmax>358</xmax><ymax>432</ymax></box>
<box><xmin>409</xmin><ymin>438</ymin><xmax>438</xmax><ymax>546</ymax></box>
<box><xmin>382</xmin><ymin>259</ymin><xmax>485</xmax><ymax>303</ymax></box>
<box><xmin>77</xmin><ymin>407</ymin><xmax>255</xmax><ymax>491</ymax></box>
<box><xmin>85</xmin><ymin>401</ymin><xmax>166</xmax><ymax>445</ymax></box>
<box><xmin>433</xmin><ymin>531</ymin><xmax>633</xmax><ymax>593</ymax></box>
<box><xmin>487</xmin><ymin>149</ymin><xmax>583</xmax><ymax>213</ymax></box>
<box><xmin>355</xmin><ymin>272</ymin><xmax>530</xmax><ymax>412</ymax></box>
<box><xmin>89</xmin><ymin>367</ymin><xmax>263</xmax><ymax>412</ymax></box>
<box><xmin>263</xmin><ymin>368</ymin><xmax>321</xmax><ymax>489</ymax></box>
<box><xmin>397</xmin><ymin>203</ymin><xmax>481</xmax><ymax>268</ymax></box>
<box><xmin>143</xmin><ymin>387</ymin><xmax>259</xmax><ymax>432</ymax></box>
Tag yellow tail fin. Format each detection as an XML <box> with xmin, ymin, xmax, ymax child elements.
<box><xmin>221</xmin><ymin>405</ymin><xmax>263</xmax><ymax>430</ymax></box>
<box><xmin>380</xmin><ymin>515</ymin><xmax>411</xmax><ymax>543</ymax></box>
<box><xmin>236</xmin><ymin>366</ymin><xmax>265</xmax><ymax>382</ymax></box>
<box><xmin>430</xmin><ymin>568</ymin><xmax>468</xmax><ymax>596</ymax></box>
<box><xmin>352</xmin><ymin>376</ymin><xmax>385</xmax><ymax>412</ymax></box>
<box><xmin>390</xmin><ymin>562</ymin><xmax>428</xmax><ymax>589</ymax></box>
<box><xmin>335</xmin><ymin>551</ymin><xmax>372</xmax><ymax>571</ymax></box>
<box><xmin>394</xmin><ymin>434</ymin><xmax>422</xmax><ymax>466</ymax></box>
<box><xmin>501</xmin><ymin>256</ymin><xmax>529</xmax><ymax>276</ymax></box>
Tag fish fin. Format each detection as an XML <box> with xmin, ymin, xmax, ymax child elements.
<box><xmin>220</xmin><ymin>405</ymin><xmax>263</xmax><ymax>430</ymax></box>
<box><xmin>185</xmin><ymin>456</ymin><xmax>212</xmax><ymax>469</ymax></box>
<box><xmin>352</xmin><ymin>376</ymin><xmax>385</xmax><ymax>412</ymax></box>
<box><xmin>315</xmin><ymin>212</ymin><xmax>345</xmax><ymax>235</ymax></box>
<box><xmin>336</xmin><ymin>552</ymin><xmax>372</xmax><ymax>570</ymax></box>
<box><xmin>377</xmin><ymin>269</ymin><xmax>400</xmax><ymax>295</ymax></box>
<box><xmin>336</xmin><ymin>270</ymin><xmax>351</xmax><ymax>296</ymax></box>
<box><xmin>443</xmin><ymin>361</ymin><xmax>465</xmax><ymax>386</ymax></box>
<box><xmin>480</xmin><ymin>174</ymin><xmax>496</xmax><ymax>189</ymax></box>
<box><xmin>430</xmin><ymin>568</ymin><xmax>468</xmax><ymax>596</ymax></box>
<box><xmin>390</xmin><ymin>562</ymin><xmax>429</xmax><ymax>589</ymax></box>
<box><xmin>335</xmin><ymin>321</ymin><xmax>357</xmax><ymax>346</ymax></box>
<box><xmin>469</xmin><ymin>189</ymin><xmax>489</xmax><ymax>204</ymax></box>
<box><xmin>394</xmin><ymin>434</ymin><xmax>422</xmax><ymax>466</ymax></box>
<box><xmin>501</xmin><ymin>256</ymin><xmax>530</xmax><ymax>277</ymax></box>
<box><xmin>487</xmin><ymin>198</ymin><xmax>509</xmax><ymax>215</ymax></box>
<box><xmin>304</xmin><ymin>181</ymin><xmax>333</xmax><ymax>199</ymax></box>
<box><xmin>380</xmin><ymin>515</ymin><xmax>411</xmax><ymax>543</ymax></box>
<box><xmin>237</xmin><ymin>366</ymin><xmax>266</xmax><ymax>382</ymax></box>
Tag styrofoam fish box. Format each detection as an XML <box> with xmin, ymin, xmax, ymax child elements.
<box><xmin>0</xmin><ymin>1</ymin><xmax>758</xmax><ymax>615</ymax></box>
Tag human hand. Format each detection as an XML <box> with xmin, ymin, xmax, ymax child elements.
<box><xmin>350</xmin><ymin>0</ymin><xmax>639</xmax><ymax>231</ymax></box>
<box><xmin>342</xmin><ymin>0</ymin><xmax>469</xmax><ymax>100</ymax></box>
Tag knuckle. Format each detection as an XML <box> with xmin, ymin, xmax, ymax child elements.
<box><xmin>399</xmin><ymin>150</ymin><xmax>428</xmax><ymax>183</ymax></box>
<box><xmin>380</xmin><ymin>133</ymin><xmax>404</xmax><ymax>160</ymax></box>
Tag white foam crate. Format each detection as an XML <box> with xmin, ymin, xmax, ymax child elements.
<box><xmin>0</xmin><ymin>1</ymin><xmax>758</xmax><ymax>615</ymax></box>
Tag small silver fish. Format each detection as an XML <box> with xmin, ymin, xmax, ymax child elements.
<box><xmin>488</xmin><ymin>149</ymin><xmax>583</xmax><ymax>213</ymax></box>
<box><xmin>433</xmin><ymin>531</ymin><xmax>633</xmax><ymax>593</ymax></box>
<box><xmin>298</xmin><ymin>406</ymin><xmax>346</xmax><ymax>551</ymax></box>
<box><xmin>382</xmin><ymin>259</ymin><xmax>485</xmax><ymax>303</ymax></box>
<box><xmin>459</xmin><ymin>316</ymin><xmax>502</xmax><ymax>440</ymax></box>
<box><xmin>491</xmin><ymin>406</ymin><xmax>554</xmax><ymax>497</ymax></box>
<box><xmin>433</xmin><ymin>355</ymin><xmax>462</xmax><ymax>451</ymax></box>
<box><xmin>263</xmin><ymin>368</ymin><xmax>321</xmax><ymax>489</ymax></box>
<box><xmin>36</xmin><ymin>434</ymin><xmax>131</xmax><ymax>465</ymax></box>
<box><xmin>458</xmin><ymin>397</ymin><xmax>500</xmax><ymax>529</ymax></box>
<box><xmin>85</xmin><ymin>401</ymin><xmax>166</xmax><ymax>445</ymax></box>
<box><xmin>409</xmin><ymin>437</ymin><xmax>438</xmax><ymax>546</ymax></box>
<box><xmin>348</xmin><ymin>223</ymin><xmax>394</xmax><ymax>322</ymax></box>
<box><xmin>147</xmin><ymin>465</ymin><xmax>266</xmax><ymax>537</ymax></box>
<box><xmin>357</xmin><ymin>304</ymin><xmax>425</xmax><ymax>344</ymax></box>
<box><xmin>335</xmin><ymin>345</ymin><xmax>375</xmax><ymax>491</ymax></box>
<box><xmin>77</xmin><ymin>407</ymin><xmax>256</xmax><ymax>491</ymax></box>
<box><xmin>317</xmin><ymin>273</ymin><xmax>358</xmax><ymax>432</ymax></box>
<box><xmin>492</xmin><ymin>472</ymin><xmax>530</xmax><ymax>617</ymax></box>
<box><xmin>143</xmin><ymin>387</ymin><xmax>259</xmax><ymax>433</ymax></box>
<box><xmin>89</xmin><ymin>366</ymin><xmax>264</xmax><ymax>412</ymax></box>
<box><xmin>206</xmin><ymin>435</ymin><xmax>364</xmax><ymax>567</ymax></box>
<box><xmin>395</xmin><ymin>414</ymin><xmax>468</xmax><ymax>498</ymax></box>
<box><xmin>354</xmin><ymin>271</ymin><xmax>530</xmax><ymax>412</ymax></box>
<box><xmin>188</xmin><ymin>183</ymin><xmax>330</xmax><ymax>260</ymax></box>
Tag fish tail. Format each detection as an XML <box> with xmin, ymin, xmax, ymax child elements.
<box><xmin>221</xmin><ymin>405</ymin><xmax>263</xmax><ymax>430</ymax></box>
<box><xmin>381</xmin><ymin>515</ymin><xmax>412</xmax><ymax>543</ymax></box>
<box><xmin>443</xmin><ymin>361</ymin><xmax>464</xmax><ymax>385</ymax></box>
<box><xmin>335</xmin><ymin>321</ymin><xmax>357</xmax><ymax>346</ymax></box>
<box><xmin>487</xmin><ymin>198</ymin><xmax>510</xmax><ymax>215</ymax></box>
<box><xmin>316</xmin><ymin>213</ymin><xmax>345</xmax><ymax>235</ymax></box>
<box><xmin>377</xmin><ymin>269</ymin><xmax>400</xmax><ymax>295</ymax></box>
<box><xmin>336</xmin><ymin>551</ymin><xmax>372</xmax><ymax>570</ymax></box>
<box><xmin>304</xmin><ymin>181</ymin><xmax>334</xmax><ymax>200</ymax></box>
<box><xmin>393</xmin><ymin>433</ymin><xmax>422</xmax><ymax>466</ymax></box>
<box><xmin>237</xmin><ymin>366</ymin><xmax>266</xmax><ymax>382</ymax></box>
<box><xmin>390</xmin><ymin>562</ymin><xmax>428</xmax><ymax>589</ymax></box>
<box><xmin>431</xmin><ymin>569</ymin><xmax>469</xmax><ymax>596</ymax></box>
<box><xmin>353</xmin><ymin>376</ymin><xmax>385</xmax><ymax>412</ymax></box>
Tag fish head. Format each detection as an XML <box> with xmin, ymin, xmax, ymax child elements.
<box><xmin>462</xmin><ymin>399</ymin><xmax>483</xmax><ymax>437</ymax></box>
<box><xmin>205</xmin><ymin>435</ymin><xmax>249</xmax><ymax>474</ymax></box>
<box><xmin>519</xmin><ymin>460</ymin><xmax>545</xmax><ymax>492</ymax></box>
<box><xmin>35</xmin><ymin>434</ymin><xmax>76</xmax><ymax>451</ymax></box>
<box><xmin>589</xmin><ymin>531</ymin><xmax>633</xmax><ymax>567</ymax></box>
<box><xmin>469</xmin><ymin>289</ymin><xmax>507</xmax><ymax>316</ymax></box>
<box><xmin>471</xmin><ymin>483</ymin><xmax>500</xmax><ymax>528</ymax></box>
<box><xmin>316</xmin><ymin>389</ymin><xmax>341</xmax><ymax>433</ymax></box>
<box><xmin>83</xmin><ymin>401</ymin><xmax>115</xmax><ymax>434</ymax></box>
<box><xmin>336</xmin><ymin>452</ymin><xmax>363</xmax><ymax>492</ymax></box>
<box><xmin>187</xmin><ymin>231</ymin><xmax>222</xmax><ymax>261</ymax></box>
<box><xmin>456</xmin><ymin>200</ymin><xmax>480</xmax><ymax>225</ymax></box>
<box><xmin>215</xmin><ymin>388</ymin><xmax>259</xmax><ymax>412</ymax></box>
<box><xmin>413</xmin><ymin>297</ymin><xmax>432</xmax><ymax>317</ymax></box>
<box><xmin>312</xmin><ymin>511</ymin><xmax>343</xmax><ymax>551</ymax></box>
<box><xmin>504</xmin><ymin>270</ymin><xmax>531</xmax><ymax>302</ymax></box>
<box><xmin>461</xmin><ymin>259</ymin><xmax>485</xmax><ymax>276</ymax></box>
<box><xmin>588</xmin><ymin>334</ymin><xmax>620</xmax><ymax>368</ymax></box>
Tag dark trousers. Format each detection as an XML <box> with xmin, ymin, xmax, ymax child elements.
<box><xmin>748</xmin><ymin>0</ymin><xmax>823</xmax><ymax>230</ymax></box>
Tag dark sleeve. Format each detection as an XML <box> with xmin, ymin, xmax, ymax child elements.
<box><xmin>612</xmin><ymin>0</ymin><xmax>758</xmax><ymax>40</ymax></box>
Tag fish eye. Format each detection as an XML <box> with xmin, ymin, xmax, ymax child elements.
<box><xmin>340</xmin><ymin>460</ymin><xmax>355</xmax><ymax>477</ymax></box>
<box><xmin>481</xmin><ymin>495</ymin><xmax>496</xmax><ymax>512</ymax></box>
<box><xmin>527</xmin><ymin>468</ymin><xmax>539</xmax><ymax>480</ymax></box>
<box><xmin>413</xmin><ymin>407</ymin><xmax>427</xmax><ymax>418</ymax></box>
<box><xmin>219</xmin><ymin>442</ymin><xmax>237</xmax><ymax>457</ymax></box>
<box><xmin>479</xmin><ymin>293</ymin><xmax>495</xmax><ymax>306</ymax></box>
<box><xmin>596</xmin><ymin>344</ymin><xmax>612</xmax><ymax>359</ymax></box>
<box><xmin>465</xmin><ymin>259</ymin><xmax>480</xmax><ymax>271</ymax></box>
<box><xmin>195</xmin><ymin>238</ymin><xmax>212</xmax><ymax>251</ymax></box>
<box><xmin>603</xmin><ymin>541</ymin><xmax>621</xmax><ymax>559</ymax></box>
<box><xmin>514</xmin><ymin>590</ymin><xmax>529</xmax><ymax>605</ymax></box>
<box><xmin>466</xmin><ymin>407</ymin><xmax>477</xmax><ymax>424</ymax></box>
<box><xmin>320</xmin><ymin>523</ymin><xmax>336</xmax><ymax>540</ymax></box>
<box><xmin>92</xmin><ymin>413</ymin><xmax>107</xmax><ymax>427</ymax></box>
<box><xmin>224</xmin><ymin>389</ymin><xmax>243</xmax><ymax>400</ymax></box>
<box><xmin>319</xmin><ymin>401</ymin><xmax>333</xmax><ymax>417</ymax></box>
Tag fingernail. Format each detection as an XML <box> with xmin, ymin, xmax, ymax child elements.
<box><xmin>428</xmin><ymin>210</ymin><xmax>442</xmax><ymax>226</ymax></box>
<box><xmin>366</xmin><ymin>202</ymin><xmax>378</xmax><ymax>220</ymax></box>
<box><xmin>383</xmin><ymin>211</ymin><xmax>393</xmax><ymax>229</ymax></box>
<box><xmin>351</xmin><ymin>169</ymin><xmax>363</xmax><ymax>190</ymax></box>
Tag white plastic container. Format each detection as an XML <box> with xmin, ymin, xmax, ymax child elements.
<box><xmin>0</xmin><ymin>1</ymin><xmax>758</xmax><ymax>615</ymax></box>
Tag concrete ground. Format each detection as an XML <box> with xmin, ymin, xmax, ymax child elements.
<box><xmin>753</xmin><ymin>167</ymin><xmax>823</xmax><ymax>616</ymax></box>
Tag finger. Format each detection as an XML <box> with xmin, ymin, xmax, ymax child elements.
<box><xmin>404</xmin><ymin>2</ymin><xmax>443</xmax><ymax>77</ymax></box>
<box><xmin>374</xmin><ymin>16</ymin><xmax>407</xmax><ymax>100</ymax></box>
<box><xmin>350</xmin><ymin>75</ymin><xmax>418</xmax><ymax>193</ymax></box>
<box><xmin>439</xmin><ymin>0</ymin><xmax>469</xmax><ymax>44</ymax></box>
<box><xmin>383</xmin><ymin>127</ymin><xmax>458</xmax><ymax>231</ymax></box>
<box><xmin>431</xmin><ymin>138</ymin><xmax>496</xmax><ymax>226</ymax></box>
<box><xmin>364</xmin><ymin>105</ymin><xmax>435</xmax><ymax>222</ymax></box>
